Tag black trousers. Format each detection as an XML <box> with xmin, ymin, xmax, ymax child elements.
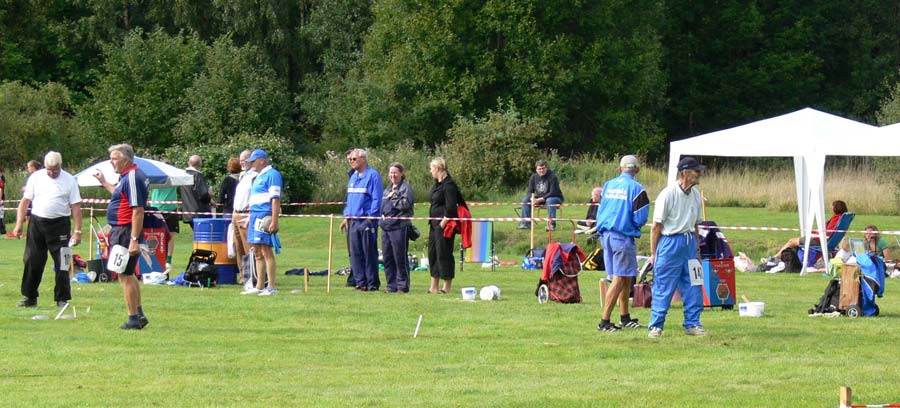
<box><xmin>21</xmin><ymin>215</ymin><xmax>71</xmax><ymax>302</ymax></box>
<box><xmin>428</xmin><ymin>223</ymin><xmax>456</xmax><ymax>280</ymax></box>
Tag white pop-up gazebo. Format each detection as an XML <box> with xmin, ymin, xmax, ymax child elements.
<box><xmin>666</xmin><ymin>108</ymin><xmax>896</xmax><ymax>274</ymax></box>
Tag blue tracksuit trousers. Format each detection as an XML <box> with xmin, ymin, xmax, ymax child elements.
<box><xmin>350</xmin><ymin>219</ymin><xmax>380</xmax><ymax>290</ymax></box>
<box><xmin>648</xmin><ymin>233</ymin><xmax>704</xmax><ymax>330</ymax></box>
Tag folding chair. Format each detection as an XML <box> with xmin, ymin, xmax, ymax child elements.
<box><xmin>799</xmin><ymin>212</ymin><xmax>855</xmax><ymax>270</ymax></box>
<box><xmin>459</xmin><ymin>221</ymin><xmax>495</xmax><ymax>271</ymax></box>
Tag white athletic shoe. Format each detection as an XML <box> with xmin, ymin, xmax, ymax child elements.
<box><xmin>767</xmin><ymin>261</ymin><xmax>786</xmax><ymax>273</ymax></box>
<box><xmin>240</xmin><ymin>287</ymin><xmax>262</xmax><ymax>295</ymax></box>
<box><xmin>648</xmin><ymin>327</ymin><xmax>663</xmax><ymax>338</ymax></box>
<box><xmin>258</xmin><ymin>288</ymin><xmax>278</xmax><ymax>296</ymax></box>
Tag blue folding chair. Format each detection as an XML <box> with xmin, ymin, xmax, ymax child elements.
<box><xmin>798</xmin><ymin>212</ymin><xmax>855</xmax><ymax>267</ymax></box>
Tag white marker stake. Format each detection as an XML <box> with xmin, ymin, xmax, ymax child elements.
<box><xmin>55</xmin><ymin>303</ymin><xmax>71</xmax><ymax>320</ymax></box>
<box><xmin>413</xmin><ymin>315</ymin><xmax>423</xmax><ymax>338</ymax></box>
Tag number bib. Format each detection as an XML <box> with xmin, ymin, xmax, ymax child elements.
<box><xmin>107</xmin><ymin>245</ymin><xmax>131</xmax><ymax>273</ymax></box>
<box><xmin>59</xmin><ymin>247</ymin><xmax>72</xmax><ymax>271</ymax></box>
<box><xmin>688</xmin><ymin>259</ymin><xmax>703</xmax><ymax>286</ymax></box>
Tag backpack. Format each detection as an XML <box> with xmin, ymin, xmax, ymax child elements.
<box><xmin>582</xmin><ymin>247</ymin><xmax>605</xmax><ymax>271</ymax></box>
<box><xmin>809</xmin><ymin>279</ymin><xmax>841</xmax><ymax>314</ymax></box>
<box><xmin>184</xmin><ymin>249</ymin><xmax>219</xmax><ymax>287</ymax></box>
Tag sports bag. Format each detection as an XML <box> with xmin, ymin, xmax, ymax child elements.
<box><xmin>582</xmin><ymin>247</ymin><xmax>605</xmax><ymax>271</ymax></box>
<box><xmin>809</xmin><ymin>279</ymin><xmax>841</xmax><ymax>314</ymax></box>
<box><xmin>522</xmin><ymin>248</ymin><xmax>545</xmax><ymax>270</ymax></box>
<box><xmin>184</xmin><ymin>249</ymin><xmax>218</xmax><ymax>287</ymax></box>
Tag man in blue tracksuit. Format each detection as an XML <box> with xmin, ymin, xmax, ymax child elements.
<box><xmin>595</xmin><ymin>155</ymin><xmax>650</xmax><ymax>332</ymax></box>
<box><xmin>340</xmin><ymin>149</ymin><xmax>383</xmax><ymax>291</ymax></box>
<box><xmin>647</xmin><ymin>156</ymin><xmax>707</xmax><ymax>338</ymax></box>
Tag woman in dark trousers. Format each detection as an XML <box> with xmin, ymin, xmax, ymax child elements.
<box><xmin>218</xmin><ymin>158</ymin><xmax>241</xmax><ymax>218</ymax></box>
<box><xmin>380</xmin><ymin>163</ymin><xmax>414</xmax><ymax>293</ymax></box>
<box><xmin>427</xmin><ymin>157</ymin><xmax>463</xmax><ymax>294</ymax></box>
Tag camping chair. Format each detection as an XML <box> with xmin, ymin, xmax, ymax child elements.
<box><xmin>459</xmin><ymin>221</ymin><xmax>495</xmax><ymax>271</ymax></box>
<box><xmin>799</xmin><ymin>212</ymin><xmax>855</xmax><ymax>271</ymax></box>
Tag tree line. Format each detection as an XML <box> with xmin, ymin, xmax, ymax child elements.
<box><xmin>2</xmin><ymin>0</ymin><xmax>899</xmax><ymax>196</ymax></box>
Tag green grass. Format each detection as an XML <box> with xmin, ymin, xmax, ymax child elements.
<box><xmin>1</xmin><ymin>206</ymin><xmax>899</xmax><ymax>407</ymax></box>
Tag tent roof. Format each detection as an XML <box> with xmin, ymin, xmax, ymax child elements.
<box><xmin>669</xmin><ymin>108</ymin><xmax>879</xmax><ymax>159</ymax></box>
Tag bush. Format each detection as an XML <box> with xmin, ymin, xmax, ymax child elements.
<box><xmin>0</xmin><ymin>81</ymin><xmax>97</xmax><ymax>168</ymax></box>
<box><xmin>441</xmin><ymin>102</ymin><xmax>548</xmax><ymax>200</ymax></box>
<box><xmin>302</xmin><ymin>143</ymin><xmax>435</xmax><ymax>206</ymax></box>
<box><xmin>161</xmin><ymin>131</ymin><xmax>314</xmax><ymax>210</ymax></box>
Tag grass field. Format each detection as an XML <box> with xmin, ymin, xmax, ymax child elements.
<box><xmin>1</xmin><ymin>205</ymin><xmax>899</xmax><ymax>407</ymax></box>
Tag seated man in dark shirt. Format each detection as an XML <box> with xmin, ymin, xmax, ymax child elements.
<box><xmin>517</xmin><ymin>159</ymin><xmax>565</xmax><ymax>231</ymax></box>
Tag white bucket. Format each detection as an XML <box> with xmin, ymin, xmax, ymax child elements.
<box><xmin>479</xmin><ymin>285</ymin><xmax>501</xmax><ymax>301</ymax></box>
<box><xmin>738</xmin><ymin>301</ymin><xmax>765</xmax><ymax>317</ymax></box>
<box><xmin>461</xmin><ymin>287</ymin><xmax>477</xmax><ymax>301</ymax></box>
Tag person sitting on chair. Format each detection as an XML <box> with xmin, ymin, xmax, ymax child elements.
<box><xmin>863</xmin><ymin>225</ymin><xmax>893</xmax><ymax>261</ymax></box>
<box><xmin>517</xmin><ymin>159</ymin><xmax>564</xmax><ymax>231</ymax></box>
<box><xmin>771</xmin><ymin>199</ymin><xmax>848</xmax><ymax>260</ymax></box>
<box><xmin>575</xmin><ymin>187</ymin><xmax>602</xmax><ymax>233</ymax></box>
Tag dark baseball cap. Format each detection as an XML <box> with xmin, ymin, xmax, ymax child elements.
<box><xmin>677</xmin><ymin>156</ymin><xmax>706</xmax><ymax>171</ymax></box>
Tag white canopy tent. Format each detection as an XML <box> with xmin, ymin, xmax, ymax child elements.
<box><xmin>666</xmin><ymin>108</ymin><xmax>895</xmax><ymax>274</ymax></box>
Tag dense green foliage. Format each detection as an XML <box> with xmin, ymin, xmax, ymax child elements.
<box><xmin>161</xmin><ymin>131</ymin><xmax>314</xmax><ymax>206</ymax></box>
<box><xmin>0</xmin><ymin>80</ymin><xmax>95</xmax><ymax>166</ymax></box>
<box><xmin>2</xmin><ymin>0</ymin><xmax>900</xmax><ymax>192</ymax></box>
<box><xmin>441</xmin><ymin>102</ymin><xmax>547</xmax><ymax>199</ymax></box>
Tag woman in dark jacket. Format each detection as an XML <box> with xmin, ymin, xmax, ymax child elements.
<box><xmin>380</xmin><ymin>162</ymin><xmax>414</xmax><ymax>293</ymax></box>
<box><xmin>218</xmin><ymin>157</ymin><xmax>241</xmax><ymax>217</ymax></box>
<box><xmin>427</xmin><ymin>157</ymin><xmax>463</xmax><ymax>294</ymax></box>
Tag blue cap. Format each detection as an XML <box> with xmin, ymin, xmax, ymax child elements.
<box><xmin>247</xmin><ymin>149</ymin><xmax>269</xmax><ymax>162</ymax></box>
<box><xmin>677</xmin><ymin>156</ymin><xmax>706</xmax><ymax>171</ymax></box>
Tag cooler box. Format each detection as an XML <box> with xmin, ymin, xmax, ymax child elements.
<box><xmin>702</xmin><ymin>258</ymin><xmax>736</xmax><ymax>308</ymax></box>
<box><xmin>137</xmin><ymin>227</ymin><xmax>168</xmax><ymax>276</ymax></box>
<box><xmin>192</xmin><ymin>218</ymin><xmax>238</xmax><ymax>284</ymax></box>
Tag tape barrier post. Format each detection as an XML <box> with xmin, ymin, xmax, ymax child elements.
<box><xmin>327</xmin><ymin>214</ymin><xmax>334</xmax><ymax>293</ymax></box>
<box><xmin>529</xmin><ymin>193</ymin><xmax>535</xmax><ymax>252</ymax></box>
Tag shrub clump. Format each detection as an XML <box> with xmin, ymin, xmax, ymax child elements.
<box><xmin>441</xmin><ymin>102</ymin><xmax>548</xmax><ymax>200</ymax></box>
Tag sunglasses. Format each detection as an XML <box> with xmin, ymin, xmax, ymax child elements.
<box><xmin>349</xmin><ymin>158</ymin><xmax>359</xmax><ymax>162</ymax></box>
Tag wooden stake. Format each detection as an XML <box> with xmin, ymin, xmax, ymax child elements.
<box><xmin>840</xmin><ymin>386</ymin><xmax>852</xmax><ymax>408</ymax></box>
<box><xmin>327</xmin><ymin>214</ymin><xmax>334</xmax><ymax>293</ymax></box>
<box><xmin>88</xmin><ymin>207</ymin><xmax>95</xmax><ymax>260</ymax></box>
<box><xmin>529</xmin><ymin>193</ymin><xmax>535</xmax><ymax>252</ymax></box>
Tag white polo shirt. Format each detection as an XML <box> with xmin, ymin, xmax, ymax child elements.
<box><xmin>23</xmin><ymin>169</ymin><xmax>82</xmax><ymax>219</ymax></box>
<box><xmin>232</xmin><ymin>168</ymin><xmax>257</xmax><ymax>212</ymax></box>
<box><xmin>652</xmin><ymin>183</ymin><xmax>703</xmax><ymax>235</ymax></box>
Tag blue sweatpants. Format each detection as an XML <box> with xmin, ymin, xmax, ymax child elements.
<box><xmin>648</xmin><ymin>233</ymin><xmax>704</xmax><ymax>330</ymax></box>
<box><xmin>382</xmin><ymin>227</ymin><xmax>409</xmax><ymax>292</ymax></box>
<box><xmin>349</xmin><ymin>220</ymin><xmax>380</xmax><ymax>290</ymax></box>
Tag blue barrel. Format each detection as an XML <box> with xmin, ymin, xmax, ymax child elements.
<box><xmin>192</xmin><ymin>218</ymin><xmax>238</xmax><ymax>284</ymax></box>
<box><xmin>193</xmin><ymin>218</ymin><xmax>231</xmax><ymax>243</ymax></box>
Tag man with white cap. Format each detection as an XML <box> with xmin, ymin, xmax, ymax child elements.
<box><xmin>240</xmin><ymin>149</ymin><xmax>283</xmax><ymax>296</ymax></box>
<box><xmin>647</xmin><ymin>156</ymin><xmax>707</xmax><ymax>338</ymax></box>
<box><xmin>595</xmin><ymin>155</ymin><xmax>650</xmax><ymax>332</ymax></box>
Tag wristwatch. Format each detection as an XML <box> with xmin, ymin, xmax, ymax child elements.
<box><xmin>131</xmin><ymin>236</ymin><xmax>139</xmax><ymax>241</ymax></box>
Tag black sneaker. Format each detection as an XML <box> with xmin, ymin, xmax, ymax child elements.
<box><xmin>119</xmin><ymin>320</ymin><xmax>143</xmax><ymax>330</ymax></box>
<box><xmin>597</xmin><ymin>322</ymin><xmax>622</xmax><ymax>332</ymax></box>
<box><xmin>620</xmin><ymin>318</ymin><xmax>644</xmax><ymax>329</ymax></box>
<box><xmin>57</xmin><ymin>300</ymin><xmax>69</xmax><ymax>308</ymax></box>
<box><xmin>139</xmin><ymin>315</ymin><xmax>149</xmax><ymax>329</ymax></box>
<box><xmin>16</xmin><ymin>297</ymin><xmax>37</xmax><ymax>308</ymax></box>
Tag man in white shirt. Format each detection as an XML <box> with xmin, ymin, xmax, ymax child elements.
<box><xmin>231</xmin><ymin>149</ymin><xmax>256</xmax><ymax>282</ymax></box>
<box><xmin>12</xmin><ymin>151</ymin><xmax>82</xmax><ymax>308</ymax></box>
<box><xmin>646</xmin><ymin>156</ymin><xmax>707</xmax><ymax>338</ymax></box>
